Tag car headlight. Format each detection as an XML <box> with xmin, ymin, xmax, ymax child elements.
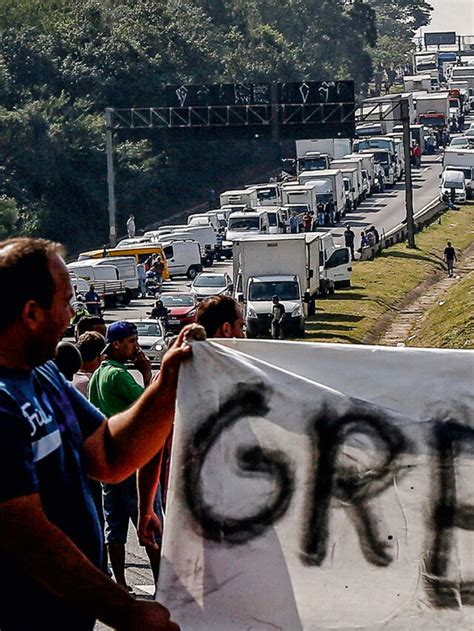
<box><xmin>247</xmin><ymin>307</ymin><xmax>258</xmax><ymax>319</ymax></box>
<box><xmin>291</xmin><ymin>305</ymin><xmax>302</xmax><ymax>318</ymax></box>
<box><xmin>152</xmin><ymin>342</ymin><xmax>164</xmax><ymax>351</ymax></box>
<box><xmin>187</xmin><ymin>308</ymin><xmax>196</xmax><ymax>317</ymax></box>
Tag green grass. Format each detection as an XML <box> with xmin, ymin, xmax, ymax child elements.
<box><xmin>406</xmin><ymin>270</ymin><xmax>474</xmax><ymax>349</ymax></box>
<box><xmin>305</xmin><ymin>204</ymin><xmax>474</xmax><ymax>345</ymax></box>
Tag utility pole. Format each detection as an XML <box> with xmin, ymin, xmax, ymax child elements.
<box><xmin>105</xmin><ymin>108</ymin><xmax>117</xmax><ymax>247</ymax></box>
<box><xmin>401</xmin><ymin>98</ymin><xmax>416</xmax><ymax>248</ymax></box>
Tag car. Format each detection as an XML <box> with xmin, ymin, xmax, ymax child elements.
<box><xmin>189</xmin><ymin>272</ymin><xmax>233</xmax><ymax>301</ymax></box>
<box><xmin>449</xmin><ymin>136</ymin><xmax>471</xmax><ymax>148</ymax></box>
<box><xmin>128</xmin><ymin>319</ymin><xmax>166</xmax><ymax>364</ymax></box>
<box><xmin>464</xmin><ymin>128</ymin><xmax>474</xmax><ymax>139</ymax></box>
<box><xmin>160</xmin><ymin>292</ymin><xmax>198</xmax><ymax>333</ymax></box>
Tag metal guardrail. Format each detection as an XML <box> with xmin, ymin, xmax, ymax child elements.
<box><xmin>359</xmin><ymin>196</ymin><xmax>444</xmax><ymax>260</ymax></box>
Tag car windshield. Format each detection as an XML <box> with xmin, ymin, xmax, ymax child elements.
<box><xmin>161</xmin><ymin>294</ymin><xmax>194</xmax><ymax>307</ymax></box>
<box><xmin>450</xmin><ymin>138</ymin><xmax>468</xmax><ymax>145</ymax></box>
<box><xmin>249</xmin><ymin>281</ymin><xmax>300</xmax><ymax>301</ymax></box>
<box><xmin>135</xmin><ymin>322</ymin><xmax>162</xmax><ymax>336</ymax></box>
<box><xmin>194</xmin><ymin>275</ymin><xmax>226</xmax><ymax>287</ymax></box>
<box><xmin>228</xmin><ymin>217</ymin><xmax>259</xmax><ymax>231</ymax></box>
<box><xmin>444</xmin><ymin>181</ymin><xmax>464</xmax><ymax>190</ymax></box>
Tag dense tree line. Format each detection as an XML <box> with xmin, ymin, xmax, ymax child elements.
<box><xmin>0</xmin><ymin>0</ymin><xmax>431</xmax><ymax>252</ymax></box>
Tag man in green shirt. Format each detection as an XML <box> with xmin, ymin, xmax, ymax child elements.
<box><xmin>89</xmin><ymin>320</ymin><xmax>161</xmax><ymax>591</ymax></box>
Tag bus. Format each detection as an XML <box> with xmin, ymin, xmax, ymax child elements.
<box><xmin>78</xmin><ymin>244</ymin><xmax>170</xmax><ymax>280</ymax></box>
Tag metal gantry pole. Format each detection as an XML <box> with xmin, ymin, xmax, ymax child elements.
<box><xmin>105</xmin><ymin>108</ymin><xmax>117</xmax><ymax>247</ymax></box>
<box><xmin>401</xmin><ymin>98</ymin><xmax>416</xmax><ymax>248</ymax></box>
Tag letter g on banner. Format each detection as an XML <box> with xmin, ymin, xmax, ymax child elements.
<box><xmin>183</xmin><ymin>383</ymin><xmax>294</xmax><ymax>545</ymax></box>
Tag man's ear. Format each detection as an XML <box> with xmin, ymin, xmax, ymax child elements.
<box><xmin>221</xmin><ymin>322</ymin><xmax>233</xmax><ymax>338</ymax></box>
<box><xmin>22</xmin><ymin>300</ymin><xmax>44</xmax><ymax>332</ymax></box>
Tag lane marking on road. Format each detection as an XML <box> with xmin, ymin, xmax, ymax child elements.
<box><xmin>134</xmin><ymin>584</ymin><xmax>156</xmax><ymax>596</ymax></box>
<box><xmin>423</xmin><ymin>167</ymin><xmax>430</xmax><ymax>172</ymax></box>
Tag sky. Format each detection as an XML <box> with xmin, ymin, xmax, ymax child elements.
<box><xmin>419</xmin><ymin>0</ymin><xmax>474</xmax><ymax>37</ymax></box>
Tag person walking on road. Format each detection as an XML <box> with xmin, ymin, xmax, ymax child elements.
<box><xmin>137</xmin><ymin>262</ymin><xmax>147</xmax><ymax>298</ymax></box>
<box><xmin>317</xmin><ymin>201</ymin><xmax>325</xmax><ymax>227</ymax></box>
<box><xmin>303</xmin><ymin>210</ymin><xmax>313</xmax><ymax>232</ymax></box>
<box><xmin>325</xmin><ymin>198</ymin><xmax>335</xmax><ymax>226</ymax></box>
<box><xmin>344</xmin><ymin>224</ymin><xmax>356</xmax><ymax>261</ymax></box>
<box><xmin>271</xmin><ymin>295</ymin><xmax>286</xmax><ymax>340</ymax></box>
<box><xmin>289</xmin><ymin>212</ymin><xmax>299</xmax><ymax>234</ymax></box>
<box><xmin>444</xmin><ymin>241</ymin><xmax>457</xmax><ymax>277</ymax></box>
<box><xmin>153</xmin><ymin>255</ymin><xmax>165</xmax><ymax>292</ymax></box>
<box><xmin>89</xmin><ymin>321</ymin><xmax>164</xmax><ymax>592</ymax></box>
<box><xmin>0</xmin><ymin>237</ymin><xmax>182</xmax><ymax>630</ymax></box>
<box><xmin>126</xmin><ymin>214</ymin><xmax>136</xmax><ymax>238</ymax></box>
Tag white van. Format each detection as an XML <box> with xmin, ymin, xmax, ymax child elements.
<box><xmin>439</xmin><ymin>170</ymin><xmax>466</xmax><ymax>204</ymax></box>
<box><xmin>160</xmin><ymin>240</ymin><xmax>203</xmax><ymax>279</ymax></box>
<box><xmin>90</xmin><ymin>256</ymin><xmax>139</xmax><ymax>298</ymax></box>
<box><xmin>226</xmin><ymin>208</ymin><xmax>270</xmax><ymax>242</ymax></box>
<box><xmin>168</xmin><ymin>226</ymin><xmax>217</xmax><ymax>266</ymax></box>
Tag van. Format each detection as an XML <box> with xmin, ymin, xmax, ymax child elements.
<box><xmin>160</xmin><ymin>240</ymin><xmax>203</xmax><ymax>279</ymax></box>
<box><xmin>78</xmin><ymin>244</ymin><xmax>170</xmax><ymax>280</ymax></box>
<box><xmin>226</xmin><ymin>208</ymin><xmax>271</xmax><ymax>242</ymax></box>
<box><xmin>168</xmin><ymin>226</ymin><xmax>217</xmax><ymax>266</ymax></box>
<box><xmin>67</xmin><ymin>261</ymin><xmax>130</xmax><ymax>306</ymax></box>
<box><xmin>187</xmin><ymin>213</ymin><xmax>219</xmax><ymax>232</ymax></box>
<box><xmin>439</xmin><ymin>170</ymin><xmax>466</xmax><ymax>204</ymax></box>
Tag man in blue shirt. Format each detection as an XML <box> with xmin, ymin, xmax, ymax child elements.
<box><xmin>0</xmin><ymin>237</ymin><xmax>188</xmax><ymax>630</ymax></box>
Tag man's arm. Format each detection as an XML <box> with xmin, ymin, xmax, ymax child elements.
<box><xmin>84</xmin><ymin>325</ymin><xmax>194</xmax><ymax>484</ymax></box>
<box><xmin>0</xmin><ymin>494</ymin><xmax>178</xmax><ymax>630</ymax></box>
<box><xmin>137</xmin><ymin>451</ymin><xmax>164</xmax><ymax>547</ymax></box>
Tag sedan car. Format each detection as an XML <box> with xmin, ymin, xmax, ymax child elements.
<box><xmin>449</xmin><ymin>136</ymin><xmax>472</xmax><ymax>149</ymax></box>
<box><xmin>189</xmin><ymin>272</ymin><xmax>233</xmax><ymax>301</ymax></box>
<box><xmin>128</xmin><ymin>319</ymin><xmax>166</xmax><ymax>364</ymax></box>
<box><xmin>160</xmin><ymin>292</ymin><xmax>198</xmax><ymax>333</ymax></box>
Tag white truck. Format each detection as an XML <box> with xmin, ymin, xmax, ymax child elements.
<box><xmin>219</xmin><ymin>188</ymin><xmax>258</xmax><ymax>208</ymax></box>
<box><xmin>298</xmin><ymin>169</ymin><xmax>346</xmax><ymax>219</ymax></box>
<box><xmin>187</xmin><ymin>213</ymin><xmax>220</xmax><ymax>232</ymax></box>
<box><xmin>88</xmin><ymin>256</ymin><xmax>139</xmax><ymax>299</ymax></box>
<box><xmin>451</xmin><ymin>66</ymin><xmax>474</xmax><ymax>81</ymax></box>
<box><xmin>338</xmin><ymin>166</ymin><xmax>361</xmax><ymax>211</ymax></box>
<box><xmin>415</xmin><ymin>92</ymin><xmax>450</xmax><ymax>129</ymax></box>
<box><xmin>443</xmin><ymin>148</ymin><xmax>474</xmax><ymax>199</ymax></box>
<box><xmin>295</xmin><ymin>141</ymin><xmax>332</xmax><ymax>173</ymax></box>
<box><xmin>66</xmin><ymin>261</ymin><xmax>129</xmax><ymax>307</ymax></box>
<box><xmin>167</xmin><ymin>226</ymin><xmax>218</xmax><ymax>266</ymax></box>
<box><xmin>343</xmin><ymin>154</ymin><xmax>376</xmax><ymax>196</ymax></box>
<box><xmin>246</xmin><ymin>183</ymin><xmax>281</xmax><ymax>206</ymax></box>
<box><xmin>226</xmin><ymin>208</ymin><xmax>271</xmax><ymax>242</ymax></box>
<box><xmin>352</xmin><ymin>137</ymin><xmax>398</xmax><ymax>185</ymax></box>
<box><xmin>281</xmin><ymin>182</ymin><xmax>318</xmax><ymax>213</ymax></box>
<box><xmin>295</xmin><ymin>138</ymin><xmax>351</xmax><ymax>161</ymax></box>
<box><xmin>329</xmin><ymin>159</ymin><xmax>365</xmax><ymax>202</ymax></box>
<box><xmin>233</xmin><ymin>233</ymin><xmax>351</xmax><ymax>338</ymax></box>
<box><xmin>404</xmin><ymin>75</ymin><xmax>433</xmax><ymax>93</ymax></box>
<box><xmin>160</xmin><ymin>239</ymin><xmax>203</xmax><ymax>279</ymax></box>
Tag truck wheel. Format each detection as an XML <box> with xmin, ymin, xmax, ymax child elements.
<box><xmin>187</xmin><ymin>266</ymin><xmax>199</xmax><ymax>280</ymax></box>
<box><xmin>203</xmin><ymin>255</ymin><xmax>214</xmax><ymax>267</ymax></box>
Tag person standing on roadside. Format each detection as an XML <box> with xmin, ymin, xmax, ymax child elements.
<box><xmin>289</xmin><ymin>212</ymin><xmax>298</xmax><ymax>234</ymax></box>
<box><xmin>85</xmin><ymin>285</ymin><xmax>101</xmax><ymax>315</ymax></box>
<box><xmin>344</xmin><ymin>224</ymin><xmax>356</xmax><ymax>261</ymax></box>
<box><xmin>443</xmin><ymin>241</ymin><xmax>457</xmax><ymax>277</ymax></box>
<box><xmin>303</xmin><ymin>210</ymin><xmax>313</xmax><ymax>233</ymax></box>
<box><xmin>153</xmin><ymin>255</ymin><xmax>165</xmax><ymax>292</ymax></box>
<box><xmin>0</xmin><ymin>237</ymin><xmax>183</xmax><ymax>630</ymax></box>
<box><xmin>317</xmin><ymin>201</ymin><xmax>325</xmax><ymax>227</ymax></box>
<box><xmin>126</xmin><ymin>214</ymin><xmax>136</xmax><ymax>238</ymax></box>
<box><xmin>325</xmin><ymin>198</ymin><xmax>335</xmax><ymax>226</ymax></box>
<box><xmin>137</xmin><ymin>262</ymin><xmax>147</xmax><ymax>298</ymax></box>
<box><xmin>73</xmin><ymin>331</ymin><xmax>106</xmax><ymax>398</ymax></box>
<box><xmin>89</xmin><ymin>321</ymin><xmax>163</xmax><ymax>591</ymax></box>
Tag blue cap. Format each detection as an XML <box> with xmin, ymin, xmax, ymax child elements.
<box><xmin>105</xmin><ymin>321</ymin><xmax>138</xmax><ymax>349</ymax></box>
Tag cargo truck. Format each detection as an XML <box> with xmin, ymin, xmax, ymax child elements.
<box><xmin>67</xmin><ymin>261</ymin><xmax>130</xmax><ymax>307</ymax></box>
<box><xmin>295</xmin><ymin>141</ymin><xmax>332</xmax><ymax>173</ymax></box>
<box><xmin>443</xmin><ymin>148</ymin><xmax>474</xmax><ymax>199</ymax></box>
<box><xmin>329</xmin><ymin>159</ymin><xmax>365</xmax><ymax>202</ymax></box>
<box><xmin>344</xmin><ymin>153</ymin><xmax>377</xmax><ymax>195</ymax></box>
<box><xmin>233</xmin><ymin>233</ymin><xmax>351</xmax><ymax>338</ymax></box>
<box><xmin>298</xmin><ymin>169</ymin><xmax>346</xmax><ymax>218</ymax></box>
<box><xmin>403</xmin><ymin>75</ymin><xmax>433</xmax><ymax>93</ymax></box>
<box><xmin>415</xmin><ymin>93</ymin><xmax>450</xmax><ymax>129</ymax></box>
<box><xmin>219</xmin><ymin>188</ymin><xmax>258</xmax><ymax>208</ymax></box>
<box><xmin>295</xmin><ymin>138</ymin><xmax>351</xmax><ymax>161</ymax></box>
<box><xmin>281</xmin><ymin>182</ymin><xmax>318</xmax><ymax>212</ymax></box>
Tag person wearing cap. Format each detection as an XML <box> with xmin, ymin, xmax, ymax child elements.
<box><xmin>89</xmin><ymin>321</ymin><xmax>162</xmax><ymax>592</ymax></box>
<box><xmin>0</xmin><ymin>237</ymin><xmax>184</xmax><ymax>630</ymax></box>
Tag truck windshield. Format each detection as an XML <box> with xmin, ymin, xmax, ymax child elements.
<box><xmin>228</xmin><ymin>217</ymin><xmax>259</xmax><ymax>231</ymax></box>
<box><xmin>300</xmin><ymin>157</ymin><xmax>327</xmax><ymax>171</ymax></box>
<box><xmin>443</xmin><ymin>180</ymin><xmax>464</xmax><ymax>190</ymax></box>
<box><xmin>257</xmin><ymin>188</ymin><xmax>277</xmax><ymax>202</ymax></box>
<box><xmin>249</xmin><ymin>281</ymin><xmax>300</xmax><ymax>301</ymax></box>
<box><xmin>189</xmin><ymin>217</ymin><xmax>209</xmax><ymax>226</ymax></box>
<box><xmin>267</xmin><ymin>213</ymin><xmax>278</xmax><ymax>227</ymax></box>
<box><xmin>374</xmin><ymin>153</ymin><xmax>389</xmax><ymax>165</ymax></box>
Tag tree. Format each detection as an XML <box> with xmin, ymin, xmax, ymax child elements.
<box><xmin>0</xmin><ymin>196</ymin><xmax>19</xmax><ymax>239</ymax></box>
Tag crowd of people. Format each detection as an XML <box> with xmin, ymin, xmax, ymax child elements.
<box><xmin>0</xmin><ymin>237</ymin><xmax>251</xmax><ymax>630</ymax></box>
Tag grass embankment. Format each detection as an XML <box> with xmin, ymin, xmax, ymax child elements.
<box><xmin>305</xmin><ymin>204</ymin><xmax>474</xmax><ymax>347</ymax></box>
<box><xmin>406</xmin><ymin>269</ymin><xmax>474</xmax><ymax>349</ymax></box>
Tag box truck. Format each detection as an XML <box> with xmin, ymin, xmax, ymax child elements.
<box><xmin>298</xmin><ymin>169</ymin><xmax>346</xmax><ymax>219</ymax></box>
<box><xmin>296</xmin><ymin>138</ymin><xmax>351</xmax><ymax>161</ymax></box>
<box><xmin>220</xmin><ymin>188</ymin><xmax>258</xmax><ymax>208</ymax></box>
<box><xmin>415</xmin><ymin>93</ymin><xmax>450</xmax><ymax>128</ymax></box>
<box><xmin>443</xmin><ymin>148</ymin><xmax>474</xmax><ymax>199</ymax></box>
<box><xmin>329</xmin><ymin>159</ymin><xmax>365</xmax><ymax>202</ymax></box>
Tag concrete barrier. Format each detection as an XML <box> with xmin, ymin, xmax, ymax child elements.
<box><xmin>359</xmin><ymin>197</ymin><xmax>445</xmax><ymax>260</ymax></box>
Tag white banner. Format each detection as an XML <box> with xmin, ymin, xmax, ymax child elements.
<box><xmin>157</xmin><ymin>341</ymin><xmax>474</xmax><ymax>630</ymax></box>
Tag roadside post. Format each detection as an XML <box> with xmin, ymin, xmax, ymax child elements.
<box><xmin>105</xmin><ymin>107</ymin><xmax>117</xmax><ymax>248</ymax></box>
<box><xmin>401</xmin><ymin>98</ymin><xmax>416</xmax><ymax>248</ymax></box>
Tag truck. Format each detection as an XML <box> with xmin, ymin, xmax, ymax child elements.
<box><xmin>414</xmin><ymin>52</ymin><xmax>438</xmax><ymax>73</ymax></box>
<box><xmin>167</xmin><ymin>226</ymin><xmax>218</xmax><ymax>266</ymax></box>
<box><xmin>66</xmin><ymin>261</ymin><xmax>130</xmax><ymax>307</ymax></box>
<box><xmin>226</xmin><ymin>208</ymin><xmax>271</xmax><ymax>242</ymax></box>
<box><xmin>295</xmin><ymin>141</ymin><xmax>332</xmax><ymax>173</ymax></box>
<box><xmin>87</xmin><ymin>256</ymin><xmax>139</xmax><ymax>299</ymax></box>
<box><xmin>442</xmin><ymin>148</ymin><xmax>474</xmax><ymax>199</ymax></box>
<box><xmin>281</xmin><ymin>182</ymin><xmax>318</xmax><ymax>213</ymax></box>
<box><xmin>352</xmin><ymin>137</ymin><xmax>398</xmax><ymax>183</ymax></box>
<box><xmin>415</xmin><ymin>92</ymin><xmax>450</xmax><ymax>129</ymax></box>
<box><xmin>219</xmin><ymin>188</ymin><xmax>258</xmax><ymax>208</ymax></box>
<box><xmin>245</xmin><ymin>183</ymin><xmax>281</xmax><ymax>206</ymax></box>
<box><xmin>451</xmin><ymin>66</ymin><xmax>474</xmax><ymax>81</ymax></box>
<box><xmin>298</xmin><ymin>169</ymin><xmax>346</xmax><ymax>218</ymax></box>
<box><xmin>361</xmin><ymin>148</ymin><xmax>396</xmax><ymax>187</ymax></box>
<box><xmin>337</xmin><ymin>166</ymin><xmax>361</xmax><ymax>211</ymax></box>
<box><xmin>187</xmin><ymin>213</ymin><xmax>220</xmax><ymax>232</ymax></box>
<box><xmin>233</xmin><ymin>234</ymin><xmax>351</xmax><ymax>338</ymax></box>
<box><xmin>329</xmin><ymin>159</ymin><xmax>365</xmax><ymax>202</ymax></box>
<box><xmin>295</xmin><ymin>138</ymin><xmax>351</xmax><ymax>161</ymax></box>
<box><xmin>343</xmin><ymin>153</ymin><xmax>377</xmax><ymax>195</ymax></box>
<box><xmin>404</xmin><ymin>75</ymin><xmax>433</xmax><ymax>93</ymax></box>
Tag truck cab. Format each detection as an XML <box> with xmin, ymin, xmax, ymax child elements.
<box><xmin>226</xmin><ymin>208</ymin><xmax>270</xmax><ymax>242</ymax></box>
<box><xmin>297</xmin><ymin>151</ymin><xmax>331</xmax><ymax>174</ymax></box>
<box><xmin>160</xmin><ymin>239</ymin><xmax>203</xmax><ymax>279</ymax></box>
